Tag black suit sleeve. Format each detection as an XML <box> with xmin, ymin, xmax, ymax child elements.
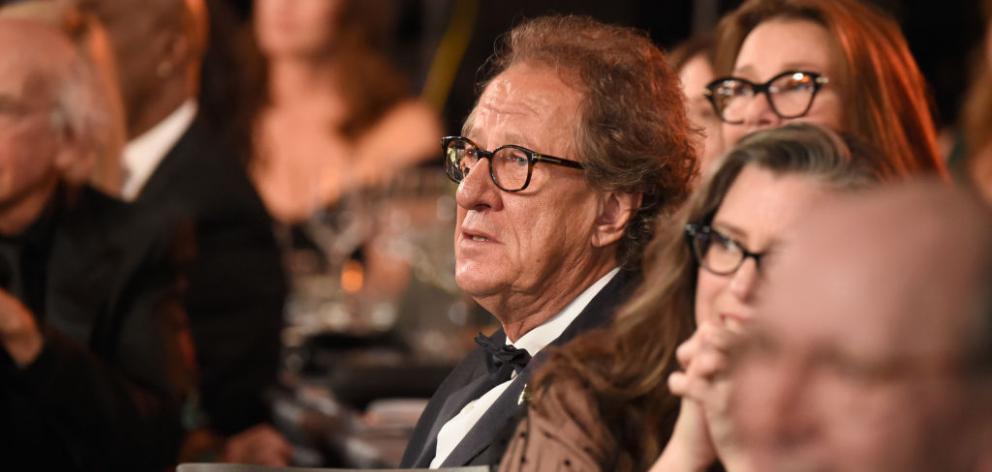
<box><xmin>182</xmin><ymin>207</ymin><xmax>287</xmax><ymax>435</ymax></box>
<box><xmin>134</xmin><ymin>119</ymin><xmax>289</xmax><ymax>437</ymax></box>
<box><xmin>5</xmin><ymin>326</ymin><xmax>185</xmax><ymax>471</ymax></box>
<box><xmin>1</xmin><ymin>232</ymin><xmax>190</xmax><ymax>471</ymax></box>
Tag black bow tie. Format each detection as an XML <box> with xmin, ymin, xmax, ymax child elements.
<box><xmin>475</xmin><ymin>333</ymin><xmax>531</xmax><ymax>379</ymax></box>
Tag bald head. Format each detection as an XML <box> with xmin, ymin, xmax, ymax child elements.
<box><xmin>772</xmin><ymin>180</ymin><xmax>992</xmax><ymax>370</ymax></box>
<box><xmin>732</xmin><ymin>180</ymin><xmax>992</xmax><ymax>472</ymax></box>
<box><xmin>80</xmin><ymin>0</ymin><xmax>206</xmax><ymax>137</ymax></box>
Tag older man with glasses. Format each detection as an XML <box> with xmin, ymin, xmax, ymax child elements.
<box><xmin>400</xmin><ymin>15</ymin><xmax>696</xmax><ymax>469</ymax></box>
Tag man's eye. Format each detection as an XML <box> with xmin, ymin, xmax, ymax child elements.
<box><xmin>497</xmin><ymin>151</ymin><xmax>528</xmax><ymax>166</ymax></box>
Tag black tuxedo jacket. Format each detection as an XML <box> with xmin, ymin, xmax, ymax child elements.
<box><xmin>400</xmin><ymin>269</ymin><xmax>641</xmax><ymax>468</ymax></box>
<box><xmin>133</xmin><ymin>117</ymin><xmax>288</xmax><ymax>435</ymax></box>
<box><xmin>0</xmin><ymin>186</ymin><xmax>189</xmax><ymax>471</ymax></box>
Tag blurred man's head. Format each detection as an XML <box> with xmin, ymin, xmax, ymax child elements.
<box><xmin>80</xmin><ymin>0</ymin><xmax>206</xmax><ymax>137</ymax></box>
<box><xmin>1</xmin><ymin>0</ymin><xmax>128</xmax><ymax>196</ymax></box>
<box><xmin>732</xmin><ymin>181</ymin><xmax>992</xmax><ymax>472</ymax></box>
<box><xmin>0</xmin><ymin>18</ymin><xmax>107</xmax><ymax>235</ymax></box>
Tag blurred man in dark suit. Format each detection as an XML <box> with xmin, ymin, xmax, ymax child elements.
<box><xmin>400</xmin><ymin>15</ymin><xmax>695</xmax><ymax>468</ymax></box>
<box><xmin>0</xmin><ymin>18</ymin><xmax>190</xmax><ymax>471</ymax></box>
<box><xmin>80</xmin><ymin>0</ymin><xmax>291</xmax><ymax>464</ymax></box>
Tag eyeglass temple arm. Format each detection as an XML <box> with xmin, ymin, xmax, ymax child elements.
<box><xmin>533</xmin><ymin>154</ymin><xmax>584</xmax><ymax>169</ymax></box>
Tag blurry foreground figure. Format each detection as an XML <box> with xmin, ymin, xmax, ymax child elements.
<box><xmin>733</xmin><ymin>182</ymin><xmax>992</xmax><ymax>472</ymax></box>
<box><xmin>0</xmin><ymin>18</ymin><xmax>188</xmax><ymax>471</ymax></box>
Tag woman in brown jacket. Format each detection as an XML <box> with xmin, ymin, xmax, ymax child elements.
<box><xmin>499</xmin><ymin>123</ymin><xmax>899</xmax><ymax>472</ymax></box>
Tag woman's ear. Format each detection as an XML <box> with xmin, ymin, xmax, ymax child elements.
<box><xmin>591</xmin><ymin>190</ymin><xmax>642</xmax><ymax>248</ymax></box>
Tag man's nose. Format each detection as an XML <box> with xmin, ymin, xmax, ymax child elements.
<box><xmin>455</xmin><ymin>158</ymin><xmax>501</xmax><ymax>212</ymax></box>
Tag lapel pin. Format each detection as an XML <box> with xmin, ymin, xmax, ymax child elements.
<box><xmin>518</xmin><ymin>383</ymin><xmax>529</xmax><ymax>406</ymax></box>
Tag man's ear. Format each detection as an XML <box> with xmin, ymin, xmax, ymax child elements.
<box><xmin>591</xmin><ymin>190</ymin><xmax>642</xmax><ymax>248</ymax></box>
<box><xmin>52</xmin><ymin>116</ymin><xmax>93</xmax><ymax>185</ymax></box>
<box><xmin>155</xmin><ymin>31</ymin><xmax>191</xmax><ymax>78</ymax></box>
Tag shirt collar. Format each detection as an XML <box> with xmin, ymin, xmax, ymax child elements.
<box><xmin>121</xmin><ymin>100</ymin><xmax>197</xmax><ymax>201</ymax></box>
<box><xmin>507</xmin><ymin>267</ymin><xmax>620</xmax><ymax>356</ymax></box>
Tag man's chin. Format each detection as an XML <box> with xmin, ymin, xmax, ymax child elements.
<box><xmin>454</xmin><ymin>269</ymin><xmax>504</xmax><ymax>301</ymax></box>
<box><xmin>454</xmin><ymin>278</ymin><xmax>499</xmax><ymax>300</ymax></box>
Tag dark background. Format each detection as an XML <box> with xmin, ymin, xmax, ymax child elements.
<box><xmin>216</xmin><ymin>0</ymin><xmax>986</xmax><ymax>135</ymax></box>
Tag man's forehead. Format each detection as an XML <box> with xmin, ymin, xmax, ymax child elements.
<box><xmin>0</xmin><ymin>21</ymin><xmax>72</xmax><ymax>94</ymax></box>
<box><xmin>465</xmin><ymin>64</ymin><xmax>581</xmax><ymax>148</ymax></box>
<box><xmin>477</xmin><ymin>75</ymin><xmax>552</xmax><ymax>117</ymax></box>
<box><xmin>757</xmin><ymin>198</ymin><xmax>976</xmax><ymax>360</ymax></box>
<box><xmin>480</xmin><ymin>65</ymin><xmax>579</xmax><ymax>115</ymax></box>
<box><xmin>760</xmin><ymin>277</ymin><xmax>906</xmax><ymax>347</ymax></box>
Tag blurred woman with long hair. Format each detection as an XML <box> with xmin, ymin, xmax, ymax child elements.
<box><xmin>250</xmin><ymin>0</ymin><xmax>440</xmax><ymax>223</ymax></box>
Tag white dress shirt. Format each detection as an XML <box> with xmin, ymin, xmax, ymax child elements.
<box><xmin>429</xmin><ymin>267</ymin><xmax>620</xmax><ymax>468</ymax></box>
<box><xmin>121</xmin><ymin>100</ymin><xmax>198</xmax><ymax>201</ymax></box>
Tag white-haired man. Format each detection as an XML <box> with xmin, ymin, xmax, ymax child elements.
<box><xmin>0</xmin><ymin>19</ymin><xmax>188</xmax><ymax>471</ymax></box>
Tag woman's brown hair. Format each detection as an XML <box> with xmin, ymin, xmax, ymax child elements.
<box><xmin>529</xmin><ymin>124</ymin><xmax>894</xmax><ymax>471</ymax></box>
<box><xmin>244</xmin><ymin>0</ymin><xmax>408</xmax><ymax>139</ymax></box>
<box><xmin>325</xmin><ymin>0</ymin><xmax>409</xmax><ymax>138</ymax></box>
<box><xmin>713</xmin><ymin>0</ymin><xmax>946</xmax><ymax>177</ymax></box>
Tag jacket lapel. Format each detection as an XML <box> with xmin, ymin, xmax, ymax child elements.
<box><xmin>433</xmin><ymin>333</ymin><xmax>507</xmax><ymax>432</ymax></box>
<box><xmin>412</xmin><ymin>365</ymin><xmax>500</xmax><ymax>467</ymax></box>
<box><xmin>134</xmin><ymin>117</ymin><xmax>201</xmax><ymax>207</ymax></box>
<box><xmin>404</xmin><ymin>346</ymin><xmax>493</xmax><ymax>467</ymax></box>
<box><xmin>439</xmin><ymin>358</ymin><xmax>530</xmax><ymax>467</ymax></box>
<box><xmin>45</xmin><ymin>188</ymin><xmax>122</xmax><ymax>350</ymax></box>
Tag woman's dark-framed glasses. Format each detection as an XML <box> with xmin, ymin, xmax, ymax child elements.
<box><xmin>703</xmin><ymin>70</ymin><xmax>830</xmax><ymax>125</ymax></box>
<box><xmin>685</xmin><ymin>223</ymin><xmax>764</xmax><ymax>275</ymax></box>
<box><xmin>442</xmin><ymin>136</ymin><xmax>584</xmax><ymax>192</ymax></box>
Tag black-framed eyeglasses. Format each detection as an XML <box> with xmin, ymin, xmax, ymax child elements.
<box><xmin>442</xmin><ymin>136</ymin><xmax>584</xmax><ymax>192</ymax></box>
<box><xmin>703</xmin><ymin>70</ymin><xmax>830</xmax><ymax>125</ymax></box>
<box><xmin>685</xmin><ymin>223</ymin><xmax>765</xmax><ymax>276</ymax></box>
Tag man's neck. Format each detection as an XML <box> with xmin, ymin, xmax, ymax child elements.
<box><xmin>488</xmin><ymin>258</ymin><xmax>617</xmax><ymax>342</ymax></box>
<box><xmin>127</xmin><ymin>74</ymin><xmax>195</xmax><ymax>140</ymax></box>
